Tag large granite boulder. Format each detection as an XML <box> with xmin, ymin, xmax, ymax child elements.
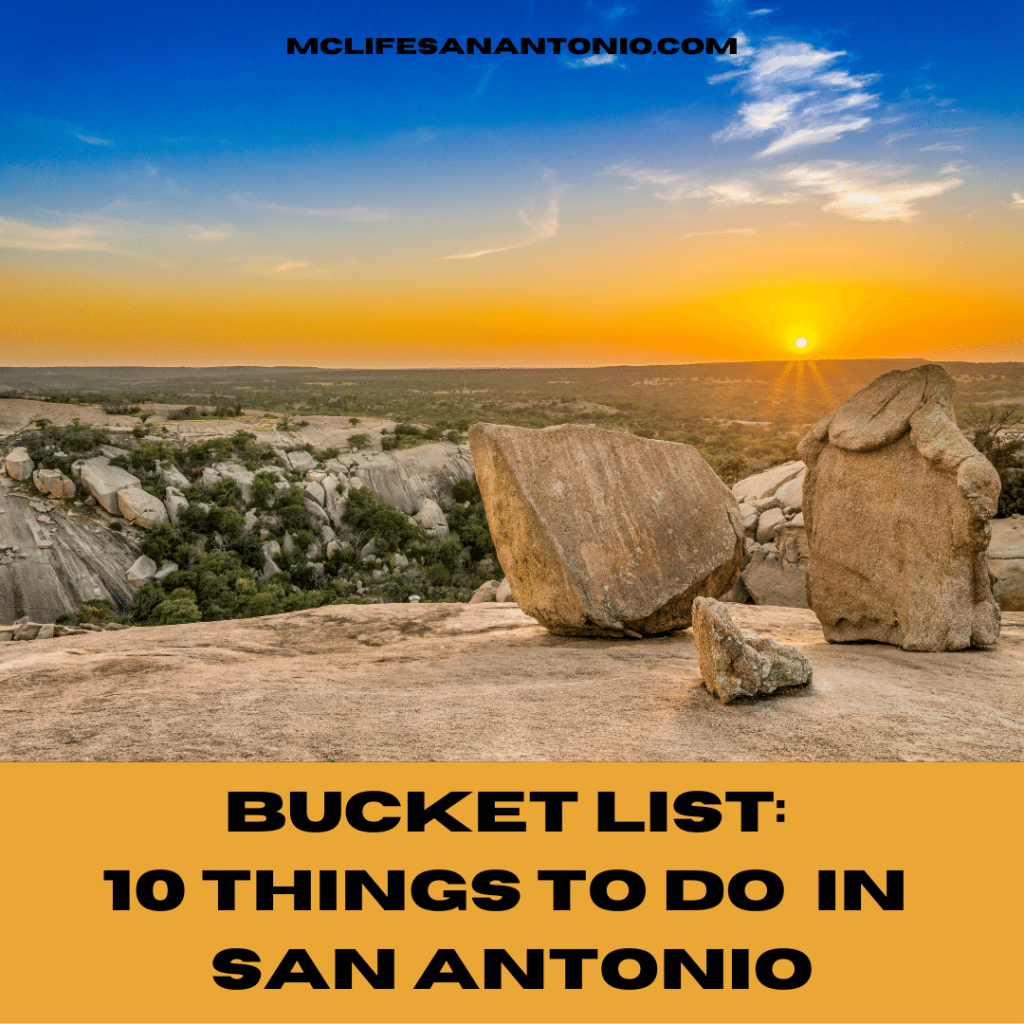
<box><xmin>733</xmin><ymin>461</ymin><xmax>805</xmax><ymax>505</ymax></box>
<box><xmin>470</xmin><ymin>422</ymin><xmax>744</xmax><ymax>637</ymax></box>
<box><xmin>989</xmin><ymin>517</ymin><xmax>1024</xmax><ymax>612</ymax></box>
<box><xmin>80</xmin><ymin>458</ymin><xmax>141</xmax><ymax>514</ymax></box>
<box><xmin>156</xmin><ymin>460</ymin><xmax>191</xmax><ymax>490</ymax></box>
<box><xmin>117</xmin><ymin>486</ymin><xmax>169</xmax><ymax>528</ymax></box>
<box><xmin>285</xmin><ymin>450</ymin><xmax>316</xmax><ymax>474</ymax></box>
<box><xmin>349</xmin><ymin>442</ymin><xmax>475</xmax><ymax>514</ymax></box>
<box><xmin>164</xmin><ymin>487</ymin><xmax>189</xmax><ymax>526</ymax></box>
<box><xmin>798</xmin><ymin>364</ymin><xmax>1000</xmax><ymax>651</ymax></box>
<box><xmin>211</xmin><ymin>462</ymin><xmax>255</xmax><ymax>503</ymax></box>
<box><xmin>321</xmin><ymin>475</ymin><xmax>347</xmax><ymax>526</ymax></box>
<box><xmin>5</xmin><ymin>448</ymin><xmax>34</xmax><ymax>481</ymax></box>
<box><xmin>692</xmin><ymin>597</ymin><xmax>812</xmax><ymax>703</ymax></box>
<box><xmin>33</xmin><ymin>468</ymin><xmax>75</xmax><ymax>499</ymax></box>
<box><xmin>126</xmin><ymin>555</ymin><xmax>158</xmax><ymax>588</ymax></box>
<box><xmin>414</xmin><ymin>498</ymin><xmax>449</xmax><ymax>540</ymax></box>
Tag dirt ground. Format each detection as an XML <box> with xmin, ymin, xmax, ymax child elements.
<box><xmin>0</xmin><ymin>604</ymin><xmax>1020</xmax><ymax>762</ymax></box>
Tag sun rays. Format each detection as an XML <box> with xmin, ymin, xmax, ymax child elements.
<box><xmin>758</xmin><ymin>359</ymin><xmax>840</xmax><ymax>423</ymax></box>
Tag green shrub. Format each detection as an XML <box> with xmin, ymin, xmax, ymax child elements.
<box><xmin>342</xmin><ymin>487</ymin><xmax>423</xmax><ymax>552</ymax></box>
<box><xmin>252</xmin><ymin>471</ymin><xmax>279</xmax><ymax>508</ymax></box>
<box><xmin>150</xmin><ymin>588</ymin><xmax>203</xmax><ymax>625</ymax></box>
<box><xmin>451</xmin><ymin>478</ymin><xmax>479</xmax><ymax>504</ymax></box>
<box><xmin>425</xmin><ymin>564</ymin><xmax>450</xmax><ymax>586</ymax></box>
<box><xmin>349</xmin><ymin>433</ymin><xmax>371</xmax><ymax>451</ymax></box>
<box><xmin>140</xmin><ymin>524</ymin><xmax>177</xmax><ymax>563</ymax></box>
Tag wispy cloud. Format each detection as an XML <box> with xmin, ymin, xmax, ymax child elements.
<box><xmin>271</xmin><ymin>260</ymin><xmax>312</xmax><ymax>273</ymax></box>
<box><xmin>777</xmin><ymin>161</ymin><xmax>962</xmax><ymax>220</ymax></box>
<box><xmin>0</xmin><ymin>214</ymin><xmax>174</xmax><ymax>266</ymax></box>
<box><xmin>0</xmin><ymin>217</ymin><xmax>112</xmax><ymax>251</ymax></box>
<box><xmin>749</xmin><ymin>8</ymin><xmax>775</xmax><ymax>15</ymax></box>
<box><xmin>920</xmin><ymin>142</ymin><xmax>964</xmax><ymax>152</ymax></box>
<box><xmin>600</xmin><ymin>4</ymin><xmax>631</xmax><ymax>20</ymax></box>
<box><xmin>710</xmin><ymin>40</ymin><xmax>880</xmax><ymax>157</ymax></box>
<box><xmin>445</xmin><ymin>174</ymin><xmax>561</xmax><ymax>259</ymax></box>
<box><xmin>681</xmin><ymin>228</ymin><xmax>756</xmax><ymax>238</ymax></box>
<box><xmin>475</xmin><ymin>64</ymin><xmax>499</xmax><ymax>97</ymax></box>
<box><xmin>568</xmin><ymin>53</ymin><xmax>620</xmax><ymax>68</ymax></box>
<box><xmin>75</xmin><ymin>134</ymin><xmax>113</xmax><ymax>146</ymax></box>
<box><xmin>610</xmin><ymin>165</ymin><xmax>797</xmax><ymax>205</ymax></box>
<box><xmin>232</xmin><ymin>194</ymin><xmax>389</xmax><ymax>220</ymax></box>
<box><xmin>612</xmin><ymin>159</ymin><xmax>961</xmax><ymax>221</ymax></box>
<box><xmin>1011</xmin><ymin>192</ymin><xmax>1024</xmax><ymax>209</ymax></box>
<box><xmin>187</xmin><ymin>224</ymin><xmax>233</xmax><ymax>242</ymax></box>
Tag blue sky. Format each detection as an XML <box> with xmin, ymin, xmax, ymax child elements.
<box><xmin>2</xmin><ymin>0</ymin><xmax>1022</xmax><ymax>365</ymax></box>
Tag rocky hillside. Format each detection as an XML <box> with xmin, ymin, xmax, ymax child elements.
<box><xmin>0</xmin><ymin>408</ymin><xmax>488</xmax><ymax>625</ymax></box>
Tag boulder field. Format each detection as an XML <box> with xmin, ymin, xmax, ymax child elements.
<box><xmin>0</xmin><ymin>603</ymin><xmax>1020</xmax><ymax>762</ymax></box>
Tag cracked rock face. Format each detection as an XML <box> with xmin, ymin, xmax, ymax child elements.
<box><xmin>692</xmin><ymin>597</ymin><xmax>812</xmax><ymax>703</ymax></box>
<box><xmin>798</xmin><ymin>364</ymin><xmax>1001</xmax><ymax>651</ymax></box>
<box><xmin>470</xmin><ymin>422</ymin><xmax>744</xmax><ymax>637</ymax></box>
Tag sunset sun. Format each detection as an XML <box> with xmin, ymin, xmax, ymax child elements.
<box><xmin>795</xmin><ymin>337</ymin><xmax>809</xmax><ymax>349</ymax></box>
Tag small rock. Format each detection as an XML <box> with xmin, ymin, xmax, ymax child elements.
<box><xmin>692</xmin><ymin>597</ymin><xmax>812</xmax><ymax>703</ymax></box>
<box><xmin>470</xmin><ymin>580</ymin><xmax>501</xmax><ymax>604</ymax></box>
<box><xmin>13</xmin><ymin>622</ymin><xmax>43</xmax><ymax>641</ymax></box>
<box><xmin>35</xmin><ymin>624</ymin><xmax>56</xmax><ymax>640</ymax></box>
<box><xmin>37</xmin><ymin>540</ymin><xmax>54</xmax><ymax>549</ymax></box>
<box><xmin>495</xmin><ymin>578</ymin><xmax>514</xmax><ymax>603</ymax></box>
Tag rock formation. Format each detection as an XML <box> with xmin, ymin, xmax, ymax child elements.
<box><xmin>414</xmin><ymin>498</ymin><xmax>450</xmax><ymax>540</ymax></box>
<box><xmin>470</xmin><ymin>422</ymin><xmax>744</xmax><ymax>637</ymax></box>
<box><xmin>692</xmin><ymin>597</ymin><xmax>813</xmax><ymax>703</ymax></box>
<box><xmin>470</xmin><ymin>580</ymin><xmax>501</xmax><ymax>603</ymax></box>
<box><xmin>79</xmin><ymin>458</ymin><xmax>141</xmax><ymax>514</ymax></box>
<box><xmin>799</xmin><ymin>364</ymin><xmax>1000</xmax><ymax>651</ymax></box>
<box><xmin>117</xmin><ymin>486</ymin><xmax>169</xmax><ymax>528</ymax></box>
<box><xmin>4</xmin><ymin>447</ymin><xmax>34</xmax><ymax>481</ymax></box>
<box><xmin>126</xmin><ymin>555</ymin><xmax>158</xmax><ymax>588</ymax></box>
<box><xmin>33</xmin><ymin>467</ymin><xmax>75</xmax><ymax>499</ymax></box>
<box><xmin>989</xmin><ymin>517</ymin><xmax>1024</xmax><ymax>611</ymax></box>
<box><xmin>348</xmin><ymin>442</ymin><xmax>475</xmax><ymax>514</ymax></box>
<box><xmin>728</xmin><ymin>461</ymin><xmax>809</xmax><ymax>608</ymax></box>
<box><xmin>0</xmin><ymin>483</ymin><xmax>138</xmax><ymax>623</ymax></box>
